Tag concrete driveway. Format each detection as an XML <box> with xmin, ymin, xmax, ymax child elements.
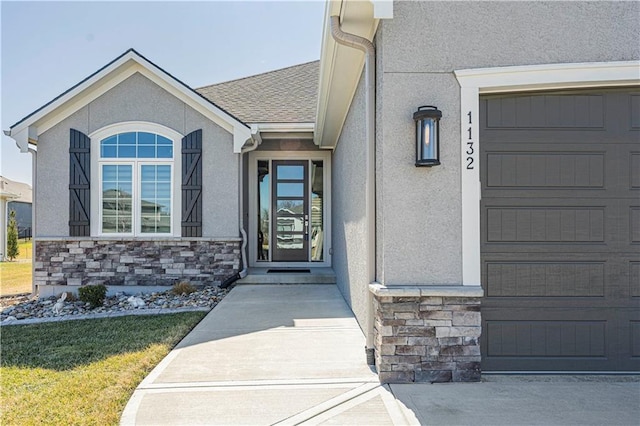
<box><xmin>122</xmin><ymin>284</ymin><xmax>639</xmax><ymax>425</ymax></box>
<box><xmin>391</xmin><ymin>376</ymin><xmax>640</xmax><ymax>425</ymax></box>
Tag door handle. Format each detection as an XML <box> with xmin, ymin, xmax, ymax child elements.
<box><xmin>304</xmin><ymin>214</ymin><xmax>309</xmax><ymax>240</ymax></box>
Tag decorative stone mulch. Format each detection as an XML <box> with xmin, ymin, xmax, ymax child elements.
<box><xmin>0</xmin><ymin>286</ymin><xmax>229</xmax><ymax>325</ymax></box>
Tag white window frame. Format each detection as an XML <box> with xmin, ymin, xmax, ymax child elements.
<box><xmin>454</xmin><ymin>60</ymin><xmax>640</xmax><ymax>286</ymax></box>
<box><xmin>90</xmin><ymin>121</ymin><xmax>183</xmax><ymax>237</ymax></box>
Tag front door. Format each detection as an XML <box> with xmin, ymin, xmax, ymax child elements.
<box><xmin>271</xmin><ymin>160</ymin><xmax>309</xmax><ymax>261</ymax></box>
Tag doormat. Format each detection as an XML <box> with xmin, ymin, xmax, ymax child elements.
<box><xmin>267</xmin><ymin>269</ymin><xmax>311</xmax><ymax>273</ymax></box>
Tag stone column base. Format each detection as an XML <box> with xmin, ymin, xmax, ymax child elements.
<box><xmin>370</xmin><ymin>284</ymin><xmax>483</xmax><ymax>383</ymax></box>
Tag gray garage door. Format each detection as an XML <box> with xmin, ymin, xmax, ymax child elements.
<box><xmin>480</xmin><ymin>88</ymin><xmax>640</xmax><ymax>372</ymax></box>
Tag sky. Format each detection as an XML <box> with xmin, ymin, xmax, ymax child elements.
<box><xmin>0</xmin><ymin>0</ymin><xmax>326</xmax><ymax>185</ymax></box>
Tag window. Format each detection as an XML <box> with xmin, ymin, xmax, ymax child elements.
<box><xmin>95</xmin><ymin>127</ymin><xmax>178</xmax><ymax>236</ymax></box>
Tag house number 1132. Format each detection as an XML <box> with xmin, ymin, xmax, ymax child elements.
<box><xmin>466</xmin><ymin>111</ymin><xmax>474</xmax><ymax>170</ymax></box>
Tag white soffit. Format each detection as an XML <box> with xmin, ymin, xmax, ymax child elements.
<box><xmin>7</xmin><ymin>50</ymin><xmax>251</xmax><ymax>153</ymax></box>
<box><xmin>315</xmin><ymin>0</ymin><xmax>390</xmax><ymax>149</ymax></box>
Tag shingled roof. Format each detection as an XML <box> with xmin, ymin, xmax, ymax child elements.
<box><xmin>196</xmin><ymin>61</ymin><xmax>319</xmax><ymax>124</ymax></box>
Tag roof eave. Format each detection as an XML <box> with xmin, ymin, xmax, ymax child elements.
<box><xmin>314</xmin><ymin>0</ymin><xmax>392</xmax><ymax>149</ymax></box>
<box><xmin>251</xmin><ymin>122</ymin><xmax>315</xmax><ymax>141</ymax></box>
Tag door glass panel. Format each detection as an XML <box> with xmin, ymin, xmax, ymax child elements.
<box><xmin>102</xmin><ymin>164</ymin><xmax>132</xmax><ymax>233</ymax></box>
<box><xmin>140</xmin><ymin>164</ymin><xmax>171</xmax><ymax>234</ymax></box>
<box><xmin>311</xmin><ymin>161</ymin><xmax>324</xmax><ymax>261</ymax></box>
<box><xmin>276</xmin><ymin>233</ymin><xmax>304</xmax><ymax>249</ymax></box>
<box><xmin>277</xmin><ymin>199</ymin><xmax>304</xmax><ymax>214</ymax></box>
<box><xmin>257</xmin><ymin>160</ymin><xmax>270</xmax><ymax>261</ymax></box>
<box><xmin>276</xmin><ymin>165</ymin><xmax>304</xmax><ymax>180</ymax></box>
<box><xmin>277</xmin><ymin>183</ymin><xmax>304</xmax><ymax>197</ymax></box>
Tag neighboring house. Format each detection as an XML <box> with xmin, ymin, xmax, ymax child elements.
<box><xmin>4</xmin><ymin>177</ymin><xmax>33</xmax><ymax>238</ymax></box>
<box><xmin>0</xmin><ymin>177</ymin><xmax>32</xmax><ymax>259</ymax></box>
<box><xmin>5</xmin><ymin>0</ymin><xmax>639</xmax><ymax>382</ymax></box>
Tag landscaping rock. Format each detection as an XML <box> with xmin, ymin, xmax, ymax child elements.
<box><xmin>0</xmin><ymin>286</ymin><xmax>229</xmax><ymax>323</ymax></box>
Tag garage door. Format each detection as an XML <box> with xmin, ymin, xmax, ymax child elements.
<box><xmin>480</xmin><ymin>88</ymin><xmax>640</xmax><ymax>372</ymax></box>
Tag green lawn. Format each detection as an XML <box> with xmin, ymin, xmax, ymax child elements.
<box><xmin>1</xmin><ymin>312</ymin><xmax>206</xmax><ymax>426</ymax></box>
<box><xmin>0</xmin><ymin>240</ymin><xmax>33</xmax><ymax>296</ymax></box>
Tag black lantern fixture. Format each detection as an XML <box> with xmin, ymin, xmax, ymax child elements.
<box><xmin>414</xmin><ymin>105</ymin><xmax>442</xmax><ymax>167</ymax></box>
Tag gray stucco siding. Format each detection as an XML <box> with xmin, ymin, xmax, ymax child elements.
<box><xmin>378</xmin><ymin>73</ymin><xmax>462</xmax><ymax>285</ymax></box>
<box><xmin>185</xmin><ymin>107</ymin><xmax>239</xmax><ymax>238</ymax></box>
<box><xmin>332</xmin><ymin>74</ymin><xmax>370</xmax><ymax>331</ymax></box>
<box><xmin>36</xmin><ymin>107</ymin><xmax>89</xmax><ymax>237</ymax></box>
<box><xmin>384</xmin><ymin>1</ymin><xmax>640</xmax><ymax>73</ymax></box>
<box><xmin>35</xmin><ymin>72</ymin><xmax>238</xmax><ymax>238</ymax></box>
<box><xmin>88</xmin><ymin>73</ymin><xmax>186</xmax><ymax>135</ymax></box>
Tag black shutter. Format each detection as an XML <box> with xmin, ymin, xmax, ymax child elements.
<box><xmin>182</xmin><ymin>129</ymin><xmax>203</xmax><ymax>237</ymax></box>
<box><xmin>69</xmin><ymin>129</ymin><xmax>91</xmax><ymax>236</ymax></box>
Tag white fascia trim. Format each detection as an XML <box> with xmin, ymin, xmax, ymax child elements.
<box><xmin>315</xmin><ymin>0</ymin><xmax>343</xmax><ymax>148</ymax></box>
<box><xmin>8</xmin><ymin>50</ymin><xmax>251</xmax><ymax>153</ymax></box>
<box><xmin>252</xmin><ymin>122</ymin><xmax>315</xmax><ymax>132</ymax></box>
<box><xmin>455</xmin><ymin>60</ymin><xmax>640</xmax><ymax>287</ymax></box>
<box><xmin>370</xmin><ymin>0</ymin><xmax>393</xmax><ymax>19</ymax></box>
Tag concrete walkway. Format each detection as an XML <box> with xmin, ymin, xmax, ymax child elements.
<box><xmin>122</xmin><ymin>284</ymin><xmax>640</xmax><ymax>425</ymax></box>
<box><xmin>121</xmin><ymin>284</ymin><xmax>416</xmax><ymax>425</ymax></box>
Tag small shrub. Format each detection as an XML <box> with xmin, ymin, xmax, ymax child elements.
<box><xmin>6</xmin><ymin>210</ymin><xmax>19</xmax><ymax>260</ymax></box>
<box><xmin>78</xmin><ymin>284</ymin><xmax>107</xmax><ymax>308</ymax></box>
<box><xmin>171</xmin><ymin>281</ymin><xmax>196</xmax><ymax>296</ymax></box>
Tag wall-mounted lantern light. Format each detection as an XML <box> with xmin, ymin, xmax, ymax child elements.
<box><xmin>414</xmin><ymin>105</ymin><xmax>442</xmax><ymax>167</ymax></box>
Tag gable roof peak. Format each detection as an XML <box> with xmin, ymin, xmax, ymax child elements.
<box><xmin>6</xmin><ymin>48</ymin><xmax>253</xmax><ymax>153</ymax></box>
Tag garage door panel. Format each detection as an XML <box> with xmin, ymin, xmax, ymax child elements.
<box><xmin>485</xmin><ymin>94</ymin><xmax>605</xmax><ymax>129</ymax></box>
<box><xmin>485</xmin><ymin>151</ymin><xmax>605</xmax><ymax>189</ymax></box>
<box><xmin>631</xmin><ymin>95</ymin><xmax>640</xmax><ymax>129</ymax></box>
<box><xmin>482</xmin><ymin>308</ymin><xmax>618</xmax><ymax>371</ymax></box>
<box><xmin>483</xmin><ymin>204</ymin><xmax>611</xmax><ymax>246</ymax></box>
<box><xmin>484</xmin><ymin>319</ymin><xmax>607</xmax><ymax>358</ymax></box>
<box><xmin>629</xmin><ymin>206</ymin><xmax>640</xmax><ymax>244</ymax></box>
<box><xmin>482</xmin><ymin>143</ymin><xmax>631</xmax><ymax>198</ymax></box>
<box><xmin>485</xmin><ymin>261</ymin><xmax>606</xmax><ymax>297</ymax></box>
<box><xmin>629</xmin><ymin>321</ymin><xmax>640</xmax><ymax>358</ymax></box>
<box><xmin>484</xmin><ymin>254</ymin><xmax>639</xmax><ymax>300</ymax></box>
<box><xmin>630</xmin><ymin>152</ymin><xmax>640</xmax><ymax>188</ymax></box>
<box><xmin>630</xmin><ymin>262</ymin><xmax>640</xmax><ymax>297</ymax></box>
<box><xmin>616</xmin><ymin>310</ymin><xmax>640</xmax><ymax>371</ymax></box>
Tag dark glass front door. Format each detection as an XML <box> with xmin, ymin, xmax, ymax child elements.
<box><xmin>271</xmin><ymin>160</ymin><xmax>309</xmax><ymax>262</ymax></box>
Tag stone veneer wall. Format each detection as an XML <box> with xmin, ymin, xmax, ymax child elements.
<box><xmin>371</xmin><ymin>286</ymin><xmax>483</xmax><ymax>383</ymax></box>
<box><xmin>35</xmin><ymin>238</ymin><xmax>241</xmax><ymax>288</ymax></box>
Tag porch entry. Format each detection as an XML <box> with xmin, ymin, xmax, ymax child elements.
<box><xmin>257</xmin><ymin>159</ymin><xmax>325</xmax><ymax>263</ymax></box>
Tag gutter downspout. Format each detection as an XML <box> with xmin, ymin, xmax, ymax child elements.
<box><xmin>237</xmin><ymin>127</ymin><xmax>262</xmax><ymax>280</ymax></box>
<box><xmin>330</xmin><ymin>15</ymin><xmax>377</xmax><ymax>365</ymax></box>
<box><xmin>29</xmin><ymin>146</ymin><xmax>37</xmax><ymax>296</ymax></box>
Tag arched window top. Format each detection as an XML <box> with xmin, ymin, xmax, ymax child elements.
<box><xmin>100</xmin><ymin>132</ymin><xmax>173</xmax><ymax>159</ymax></box>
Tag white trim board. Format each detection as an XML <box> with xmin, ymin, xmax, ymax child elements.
<box><xmin>454</xmin><ymin>60</ymin><xmax>640</xmax><ymax>287</ymax></box>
